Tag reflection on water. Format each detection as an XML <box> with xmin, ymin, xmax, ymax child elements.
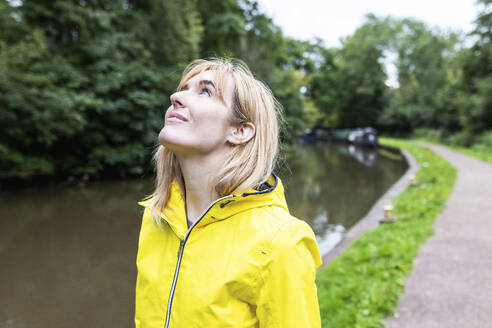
<box><xmin>0</xmin><ymin>179</ymin><xmax>152</xmax><ymax>328</ymax></box>
<box><xmin>276</xmin><ymin>144</ymin><xmax>407</xmax><ymax>256</ymax></box>
<box><xmin>0</xmin><ymin>143</ymin><xmax>407</xmax><ymax>328</ymax></box>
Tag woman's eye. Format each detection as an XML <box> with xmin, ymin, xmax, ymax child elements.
<box><xmin>200</xmin><ymin>88</ymin><xmax>211</xmax><ymax>96</ymax></box>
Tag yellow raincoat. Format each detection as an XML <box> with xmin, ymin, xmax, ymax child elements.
<box><xmin>135</xmin><ymin>173</ymin><xmax>322</xmax><ymax>327</ymax></box>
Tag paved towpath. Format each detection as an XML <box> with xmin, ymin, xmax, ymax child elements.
<box><xmin>385</xmin><ymin>142</ymin><xmax>492</xmax><ymax>328</ymax></box>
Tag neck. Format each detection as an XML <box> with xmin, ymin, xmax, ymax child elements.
<box><xmin>176</xmin><ymin>151</ymin><xmax>227</xmax><ymax>225</ymax></box>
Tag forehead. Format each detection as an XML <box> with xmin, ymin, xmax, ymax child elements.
<box><xmin>187</xmin><ymin>70</ymin><xmax>218</xmax><ymax>83</ymax></box>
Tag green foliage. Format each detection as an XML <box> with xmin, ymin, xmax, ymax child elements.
<box><xmin>1</xmin><ymin>0</ymin><xmax>491</xmax><ymax>183</ymax></box>
<box><xmin>310</xmin><ymin>27</ymin><xmax>387</xmax><ymax>129</ymax></box>
<box><xmin>441</xmin><ymin>0</ymin><xmax>492</xmax><ymax>136</ymax></box>
<box><xmin>0</xmin><ymin>0</ymin><xmax>182</xmax><ymax>181</ymax></box>
<box><xmin>375</xmin><ymin>17</ymin><xmax>461</xmax><ymax>133</ymax></box>
<box><xmin>196</xmin><ymin>0</ymin><xmax>246</xmax><ymax>57</ymax></box>
<box><xmin>316</xmin><ymin>138</ymin><xmax>457</xmax><ymax>327</ymax></box>
<box><xmin>412</xmin><ymin>128</ymin><xmax>447</xmax><ymax>142</ymax></box>
<box><xmin>129</xmin><ymin>0</ymin><xmax>203</xmax><ymax>66</ymax></box>
<box><xmin>457</xmin><ymin>143</ymin><xmax>492</xmax><ymax>164</ymax></box>
<box><xmin>411</xmin><ymin>129</ymin><xmax>492</xmax><ymax>164</ymax></box>
<box><xmin>238</xmin><ymin>3</ymin><xmax>319</xmax><ymax>141</ymax></box>
<box><xmin>1</xmin><ymin>0</ymin><xmax>320</xmax><ymax>182</ymax></box>
<box><xmin>475</xmin><ymin>130</ymin><xmax>492</xmax><ymax>148</ymax></box>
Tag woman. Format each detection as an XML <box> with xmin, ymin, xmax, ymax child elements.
<box><xmin>135</xmin><ymin>58</ymin><xmax>322</xmax><ymax>327</ymax></box>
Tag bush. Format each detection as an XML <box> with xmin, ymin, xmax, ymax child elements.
<box><xmin>413</xmin><ymin>128</ymin><xmax>444</xmax><ymax>142</ymax></box>
<box><xmin>474</xmin><ymin>130</ymin><xmax>492</xmax><ymax>149</ymax></box>
<box><xmin>448</xmin><ymin>130</ymin><xmax>476</xmax><ymax>147</ymax></box>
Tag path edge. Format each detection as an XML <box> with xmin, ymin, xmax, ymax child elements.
<box><xmin>318</xmin><ymin>146</ymin><xmax>420</xmax><ymax>270</ymax></box>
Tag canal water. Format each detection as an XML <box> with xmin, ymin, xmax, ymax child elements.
<box><xmin>0</xmin><ymin>143</ymin><xmax>407</xmax><ymax>328</ymax></box>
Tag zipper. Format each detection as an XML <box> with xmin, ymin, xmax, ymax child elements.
<box><xmin>163</xmin><ymin>194</ymin><xmax>235</xmax><ymax>328</ymax></box>
<box><xmin>164</xmin><ymin>239</ymin><xmax>184</xmax><ymax>328</ymax></box>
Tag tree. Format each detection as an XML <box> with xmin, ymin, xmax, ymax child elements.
<box><xmin>0</xmin><ymin>0</ymin><xmax>202</xmax><ymax>181</ymax></box>
<box><xmin>458</xmin><ymin>0</ymin><xmax>492</xmax><ymax>134</ymax></box>
<box><xmin>310</xmin><ymin>18</ymin><xmax>388</xmax><ymax>129</ymax></box>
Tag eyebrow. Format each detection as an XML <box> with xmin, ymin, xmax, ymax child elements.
<box><xmin>198</xmin><ymin>79</ymin><xmax>216</xmax><ymax>90</ymax></box>
<box><xmin>181</xmin><ymin>79</ymin><xmax>217</xmax><ymax>91</ymax></box>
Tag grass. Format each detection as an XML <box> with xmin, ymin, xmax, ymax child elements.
<box><xmin>443</xmin><ymin>144</ymin><xmax>492</xmax><ymax>164</ymax></box>
<box><xmin>415</xmin><ymin>137</ymin><xmax>492</xmax><ymax>164</ymax></box>
<box><xmin>315</xmin><ymin>138</ymin><xmax>457</xmax><ymax>328</ymax></box>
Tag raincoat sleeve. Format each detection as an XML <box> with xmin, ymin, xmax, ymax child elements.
<box><xmin>256</xmin><ymin>220</ymin><xmax>323</xmax><ymax>327</ymax></box>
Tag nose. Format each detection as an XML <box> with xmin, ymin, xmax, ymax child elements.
<box><xmin>170</xmin><ymin>92</ymin><xmax>185</xmax><ymax>108</ymax></box>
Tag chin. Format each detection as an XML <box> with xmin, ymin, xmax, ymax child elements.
<box><xmin>159</xmin><ymin>134</ymin><xmax>180</xmax><ymax>149</ymax></box>
<box><xmin>158</xmin><ymin>127</ymin><xmax>179</xmax><ymax>148</ymax></box>
<box><xmin>158</xmin><ymin>129</ymin><xmax>191</xmax><ymax>153</ymax></box>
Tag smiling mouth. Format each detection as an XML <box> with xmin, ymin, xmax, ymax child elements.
<box><xmin>167</xmin><ymin>112</ymin><xmax>188</xmax><ymax>122</ymax></box>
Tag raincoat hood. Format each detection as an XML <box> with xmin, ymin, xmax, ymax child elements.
<box><xmin>138</xmin><ymin>173</ymin><xmax>288</xmax><ymax>239</ymax></box>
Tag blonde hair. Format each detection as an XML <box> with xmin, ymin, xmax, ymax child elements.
<box><xmin>149</xmin><ymin>58</ymin><xmax>284</xmax><ymax>227</ymax></box>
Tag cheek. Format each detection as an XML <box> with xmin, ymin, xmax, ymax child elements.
<box><xmin>194</xmin><ymin>104</ymin><xmax>231</xmax><ymax>130</ymax></box>
<box><xmin>204</xmin><ymin>116</ymin><xmax>228</xmax><ymax>132</ymax></box>
<box><xmin>157</xmin><ymin>103</ymin><xmax>232</xmax><ymax>150</ymax></box>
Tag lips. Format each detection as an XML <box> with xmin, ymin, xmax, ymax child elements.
<box><xmin>167</xmin><ymin>111</ymin><xmax>188</xmax><ymax>122</ymax></box>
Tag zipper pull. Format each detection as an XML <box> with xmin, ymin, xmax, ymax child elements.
<box><xmin>177</xmin><ymin>239</ymin><xmax>184</xmax><ymax>257</ymax></box>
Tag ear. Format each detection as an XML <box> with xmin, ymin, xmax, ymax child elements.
<box><xmin>227</xmin><ymin>122</ymin><xmax>256</xmax><ymax>146</ymax></box>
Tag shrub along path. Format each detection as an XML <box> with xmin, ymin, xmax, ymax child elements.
<box><xmin>385</xmin><ymin>142</ymin><xmax>492</xmax><ymax>328</ymax></box>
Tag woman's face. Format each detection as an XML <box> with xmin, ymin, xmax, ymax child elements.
<box><xmin>158</xmin><ymin>70</ymin><xmax>235</xmax><ymax>156</ymax></box>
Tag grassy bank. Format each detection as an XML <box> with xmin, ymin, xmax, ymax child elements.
<box><xmin>315</xmin><ymin>138</ymin><xmax>457</xmax><ymax>327</ymax></box>
<box><xmin>416</xmin><ymin>138</ymin><xmax>492</xmax><ymax>164</ymax></box>
<box><xmin>408</xmin><ymin>128</ymin><xmax>492</xmax><ymax>164</ymax></box>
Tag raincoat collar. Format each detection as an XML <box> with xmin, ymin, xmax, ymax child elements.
<box><xmin>138</xmin><ymin>172</ymin><xmax>289</xmax><ymax>239</ymax></box>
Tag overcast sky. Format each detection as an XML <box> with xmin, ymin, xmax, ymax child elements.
<box><xmin>257</xmin><ymin>0</ymin><xmax>481</xmax><ymax>47</ymax></box>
